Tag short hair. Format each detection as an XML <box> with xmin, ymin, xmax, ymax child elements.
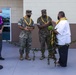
<box><xmin>58</xmin><ymin>11</ymin><xmax>65</xmax><ymax>17</ymax></box>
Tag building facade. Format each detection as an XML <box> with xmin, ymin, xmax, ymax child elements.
<box><xmin>0</xmin><ymin>0</ymin><xmax>76</xmax><ymax>48</ymax></box>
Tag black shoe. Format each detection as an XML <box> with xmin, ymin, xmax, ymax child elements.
<box><xmin>56</xmin><ymin>61</ymin><xmax>67</xmax><ymax>67</ymax></box>
<box><xmin>0</xmin><ymin>65</ymin><xmax>3</xmax><ymax>70</ymax></box>
<box><xmin>60</xmin><ymin>64</ymin><xmax>67</xmax><ymax>67</ymax></box>
<box><xmin>0</xmin><ymin>57</ymin><xmax>5</xmax><ymax>60</ymax></box>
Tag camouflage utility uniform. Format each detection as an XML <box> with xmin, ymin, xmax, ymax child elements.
<box><xmin>18</xmin><ymin>16</ymin><xmax>34</xmax><ymax>60</ymax></box>
<box><xmin>37</xmin><ymin>16</ymin><xmax>52</xmax><ymax>59</ymax></box>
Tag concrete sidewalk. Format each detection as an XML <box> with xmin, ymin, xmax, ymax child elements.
<box><xmin>0</xmin><ymin>42</ymin><xmax>76</xmax><ymax>75</ymax></box>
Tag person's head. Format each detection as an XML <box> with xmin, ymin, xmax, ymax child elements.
<box><xmin>26</xmin><ymin>10</ymin><xmax>32</xmax><ymax>18</ymax></box>
<box><xmin>0</xmin><ymin>10</ymin><xmax>2</xmax><ymax>13</ymax></box>
<box><xmin>41</xmin><ymin>9</ymin><xmax>47</xmax><ymax>17</ymax></box>
<box><xmin>57</xmin><ymin>11</ymin><xmax>65</xmax><ymax>20</ymax></box>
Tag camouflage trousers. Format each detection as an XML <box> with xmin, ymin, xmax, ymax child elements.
<box><xmin>19</xmin><ymin>37</ymin><xmax>32</xmax><ymax>55</ymax></box>
<box><xmin>39</xmin><ymin>34</ymin><xmax>52</xmax><ymax>55</ymax></box>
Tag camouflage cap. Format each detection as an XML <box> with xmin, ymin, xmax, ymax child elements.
<box><xmin>26</xmin><ymin>10</ymin><xmax>32</xmax><ymax>15</ymax></box>
<box><xmin>41</xmin><ymin>9</ymin><xmax>46</xmax><ymax>13</ymax></box>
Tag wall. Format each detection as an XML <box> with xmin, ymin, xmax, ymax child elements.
<box><xmin>0</xmin><ymin>0</ymin><xmax>23</xmax><ymax>23</ymax></box>
<box><xmin>70</xmin><ymin>24</ymin><xmax>76</xmax><ymax>48</ymax></box>
<box><xmin>23</xmin><ymin>0</ymin><xmax>76</xmax><ymax>23</ymax></box>
<box><xmin>23</xmin><ymin>0</ymin><xmax>76</xmax><ymax>48</ymax></box>
<box><xmin>0</xmin><ymin>0</ymin><xmax>76</xmax><ymax>48</ymax></box>
<box><xmin>0</xmin><ymin>0</ymin><xmax>23</xmax><ymax>41</ymax></box>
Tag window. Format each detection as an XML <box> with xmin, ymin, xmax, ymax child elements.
<box><xmin>0</xmin><ymin>8</ymin><xmax>11</xmax><ymax>41</ymax></box>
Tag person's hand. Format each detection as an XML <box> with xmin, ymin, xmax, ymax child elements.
<box><xmin>24</xmin><ymin>26</ymin><xmax>29</xmax><ymax>31</ymax></box>
<box><xmin>27</xmin><ymin>26</ymin><xmax>34</xmax><ymax>31</ymax></box>
<box><xmin>52</xmin><ymin>21</ymin><xmax>56</xmax><ymax>25</ymax></box>
<box><xmin>0</xmin><ymin>30</ymin><xmax>2</xmax><ymax>34</ymax></box>
<box><xmin>47</xmin><ymin>21</ymin><xmax>52</xmax><ymax>25</ymax></box>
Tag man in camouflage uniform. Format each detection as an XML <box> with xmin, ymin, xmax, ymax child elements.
<box><xmin>37</xmin><ymin>9</ymin><xmax>53</xmax><ymax>60</ymax></box>
<box><xmin>18</xmin><ymin>10</ymin><xmax>34</xmax><ymax>60</ymax></box>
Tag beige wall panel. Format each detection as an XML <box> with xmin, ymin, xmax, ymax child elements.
<box><xmin>0</xmin><ymin>0</ymin><xmax>23</xmax><ymax>23</ymax></box>
<box><xmin>23</xmin><ymin>0</ymin><xmax>76</xmax><ymax>23</ymax></box>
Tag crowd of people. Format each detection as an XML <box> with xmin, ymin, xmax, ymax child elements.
<box><xmin>0</xmin><ymin>9</ymin><xmax>71</xmax><ymax>70</ymax></box>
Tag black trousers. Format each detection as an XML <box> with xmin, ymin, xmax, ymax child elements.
<box><xmin>0</xmin><ymin>34</ymin><xmax>2</xmax><ymax>57</ymax></box>
<box><xmin>58</xmin><ymin>45</ymin><xmax>69</xmax><ymax>67</ymax></box>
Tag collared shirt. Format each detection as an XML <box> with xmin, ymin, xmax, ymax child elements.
<box><xmin>55</xmin><ymin>20</ymin><xmax>71</xmax><ymax>45</ymax></box>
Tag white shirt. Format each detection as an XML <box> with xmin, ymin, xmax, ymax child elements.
<box><xmin>55</xmin><ymin>20</ymin><xmax>71</xmax><ymax>45</ymax></box>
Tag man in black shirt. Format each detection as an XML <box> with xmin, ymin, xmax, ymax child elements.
<box><xmin>0</xmin><ymin>10</ymin><xmax>4</xmax><ymax>70</ymax></box>
<box><xmin>0</xmin><ymin>10</ymin><xmax>5</xmax><ymax>60</ymax></box>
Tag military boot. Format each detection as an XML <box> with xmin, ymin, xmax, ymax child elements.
<box><xmin>40</xmin><ymin>50</ymin><xmax>45</xmax><ymax>60</ymax></box>
<box><xmin>25</xmin><ymin>53</ymin><xmax>31</xmax><ymax>60</ymax></box>
<box><xmin>40</xmin><ymin>54</ymin><xmax>45</xmax><ymax>60</ymax></box>
<box><xmin>19</xmin><ymin>54</ymin><xmax>23</xmax><ymax>60</ymax></box>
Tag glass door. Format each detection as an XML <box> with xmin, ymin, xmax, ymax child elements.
<box><xmin>0</xmin><ymin>8</ymin><xmax>11</xmax><ymax>41</ymax></box>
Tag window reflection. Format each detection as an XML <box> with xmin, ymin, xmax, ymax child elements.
<box><xmin>2</xmin><ymin>27</ymin><xmax>10</xmax><ymax>40</ymax></box>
